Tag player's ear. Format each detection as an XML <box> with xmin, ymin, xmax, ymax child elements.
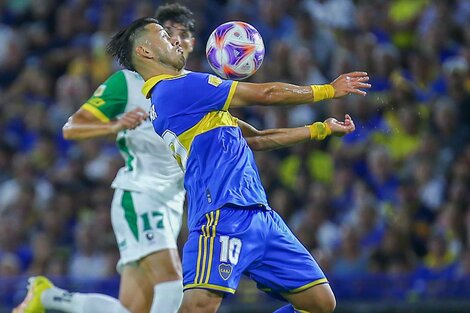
<box><xmin>135</xmin><ymin>45</ymin><xmax>153</xmax><ymax>59</ymax></box>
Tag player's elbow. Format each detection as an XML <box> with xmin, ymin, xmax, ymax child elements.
<box><xmin>62</xmin><ymin>124</ymin><xmax>73</xmax><ymax>140</ymax></box>
<box><xmin>246</xmin><ymin>137</ymin><xmax>263</xmax><ymax>151</ymax></box>
<box><xmin>62</xmin><ymin>119</ymin><xmax>76</xmax><ymax>140</ymax></box>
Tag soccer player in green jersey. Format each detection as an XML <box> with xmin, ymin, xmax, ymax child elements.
<box><xmin>13</xmin><ymin>5</ymin><xmax>359</xmax><ymax>313</ymax></box>
<box><xmin>102</xmin><ymin>17</ymin><xmax>368</xmax><ymax>313</ymax></box>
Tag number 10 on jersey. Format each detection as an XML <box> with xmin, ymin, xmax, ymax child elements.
<box><xmin>219</xmin><ymin>236</ymin><xmax>242</xmax><ymax>265</ymax></box>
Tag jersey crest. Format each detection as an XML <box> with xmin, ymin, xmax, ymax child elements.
<box><xmin>208</xmin><ymin>75</ymin><xmax>223</xmax><ymax>87</ymax></box>
<box><xmin>93</xmin><ymin>84</ymin><xmax>106</xmax><ymax>97</ymax></box>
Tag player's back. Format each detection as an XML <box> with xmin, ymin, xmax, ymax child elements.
<box><xmin>144</xmin><ymin>72</ymin><xmax>268</xmax><ymax>228</ymax></box>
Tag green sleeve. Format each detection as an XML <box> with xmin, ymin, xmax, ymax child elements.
<box><xmin>81</xmin><ymin>71</ymin><xmax>128</xmax><ymax>122</ymax></box>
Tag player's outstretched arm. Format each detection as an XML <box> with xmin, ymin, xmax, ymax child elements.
<box><xmin>238</xmin><ymin>114</ymin><xmax>355</xmax><ymax>151</ymax></box>
<box><xmin>238</xmin><ymin>119</ymin><xmax>310</xmax><ymax>150</ymax></box>
<box><xmin>230</xmin><ymin>72</ymin><xmax>370</xmax><ymax>108</ymax></box>
<box><xmin>62</xmin><ymin>108</ymin><xmax>148</xmax><ymax>140</ymax></box>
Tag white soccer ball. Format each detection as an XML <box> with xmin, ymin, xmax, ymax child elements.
<box><xmin>206</xmin><ymin>21</ymin><xmax>265</xmax><ymax>80</ymax></box>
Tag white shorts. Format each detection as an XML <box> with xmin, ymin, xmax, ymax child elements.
<box><xmin>111</xmin><ymin>188</ymin><xmax>183</xmax><ymax>272</ymax></box>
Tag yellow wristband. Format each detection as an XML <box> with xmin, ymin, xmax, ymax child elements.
<box><xmin>307</xmin><ymin>122</ymin><xmax>331</xmax><ymax>140</ymax></box>
<box><xmin>311</xmin><ymin>84</ymin><xmax>335</xmax><ymax>102</ymax></box>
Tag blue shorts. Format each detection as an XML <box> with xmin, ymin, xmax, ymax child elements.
<box><xmin>182</xmin><ymin>206</ymin><xmax>327</xmax><ymax>299</ymax></box>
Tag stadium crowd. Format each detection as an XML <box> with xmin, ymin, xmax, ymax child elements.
<box><xmin>1</xmin><ymin>0</ymin><xmax>470</xmax><ymax>306</ymax></box>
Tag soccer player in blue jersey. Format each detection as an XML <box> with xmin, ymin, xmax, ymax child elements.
<box><xmin>106</xmin><ymin>17</ymin><xmax>369</xmax><ymax>313</ymax></box>
<box><xmin>13</xmin><ymin>8</ymin><xmax>360</xmax><ymax>313</ymax></box>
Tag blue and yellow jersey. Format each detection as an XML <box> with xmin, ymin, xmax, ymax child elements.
<box><xmin>142</xmin><ymin>72</ymin><xmax>268</xmax><ymax>229</ymax></box>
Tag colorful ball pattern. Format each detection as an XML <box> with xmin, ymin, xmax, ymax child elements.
<box><xmin>206</xmin><ymin>21</ymin><xmax>265</xmax><ymax>80</ymax></box>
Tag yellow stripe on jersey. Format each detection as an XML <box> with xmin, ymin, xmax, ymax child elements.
<box><xmin>178</xmin><ymin>111</ymin><xmax>238</xmax><ymax>155</ymax></box>
<box><xmin>194</xmin><ymin>233</ymin><xmax>203</xmax><ymax>284</ymax></box>
<box><xmin>205</xmin><ymin>210</ymin><xmax>220</xmax><ymax>284</ymax></box>
<box><xmin>288</xmin><ymin>278</ymin><xmax>329</xmax><ymax>293</ymax></box>
<box><xmin>194</xmin><ymin>214</ymin><xmax>210</xmax><ymax>284</ymax></box>
<box><xmin>81</xmin><ymin>103</ymin><xmax>111</xmax><ymax>123</ymax></box>
<box><xmin>197</xmin><ymin>213</ymin><xmax>215</xmax><ymax>284</ymax></box>
<box><xmin>142</xmin><ymin>74</ymin><xmax>187</xmax><ymax>98</ymax></box>
<box><xmin>222</xmin><ymin>81</ymin><xmax>238</xmax><ymax>111</ymax></box>
<box><xmin>202</xmin><ymin>211</ymin><xmax>214</xmax><ymax>284</ymax></box>
<box><xmin>183</xmin><ymin>283</ymin><xmax>236</xmax><ymax>294</ymax></box>
<box><xmin>199</xmin><ymin>214</ymin><xmax>210</xmax><ymax>284</ymax></box>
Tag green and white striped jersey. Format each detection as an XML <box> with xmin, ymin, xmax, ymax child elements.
<box><xmin>82</xmin><ymin>70</ymin><xmax>185</xmax><ymax>205</ymax></box>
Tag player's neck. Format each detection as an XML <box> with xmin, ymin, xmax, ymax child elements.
<box><xmin>137</xmin><ymin>60</ymin><xmax>182</xmax><ymax>81</ymax></box>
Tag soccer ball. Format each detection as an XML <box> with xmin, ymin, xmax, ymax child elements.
<box><xmin>206</xmin><ymin>21</ymin><xmax>265</xmax><ymax>80</ymax></box>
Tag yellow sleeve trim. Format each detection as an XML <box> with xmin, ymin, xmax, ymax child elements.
<box><xmin>311</xmin><ymin>84</ymin><xmax>335</xmax><ymax>102</ymax></box>
<box><xmin>307</xmin><ymin>122</ymin><xmax>331</xmax><ymax>140</ymax></box>
<box><xmin>183</xmin><ymin>283</ymin><xmax>236</xmax><ymax>294</ymax></box>
<box><xmin>288</xmin><ymin>278</ymin><xmax>329</xmax><ymax>294</ymax></box>
<box><xmin>141</xmin><ymin>74</ymin><xmax>186</xmax><ymax>98</ymax></box>
<box><xmin>81</xmin><ymin>103</ymin><xmax>110</xmax><ymax>123</ymax></box>
<box><xmin>222</xmin><ymin>81</ymin><xmax>239</xmax><ymax>111</ymax></box>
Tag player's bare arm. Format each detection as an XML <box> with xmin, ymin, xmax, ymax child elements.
<box><xmin>238</xmin><ymin>119</ymin><xmax>310</xmax><ymax>151</ymax></box>
<box><xmin>62</xmin><ymin>107</ymin><xmax>148</xmax><ymax>140</ymax></box>
<box><xmin>230</xmin><ymin>72</ymin><xmax>371</xmax><ymax>108</ymax></box>
<box><xmin>238</xmin><ymin>114</ymin><xmax>356</xmax><ymax>151</ymax></box>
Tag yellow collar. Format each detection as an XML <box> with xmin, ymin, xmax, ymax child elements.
<box><xmin>142</xmin><ymin>74</ymin><xmax>186</xmax><ymax>98</ymax></box>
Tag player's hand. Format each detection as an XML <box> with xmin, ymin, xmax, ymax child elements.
<box><xmin>330</xmin><ymin>72</ymin><xmax>371</xmax><ymax>98</ymax></box>
<box><xmin>112</xmin><ymin>108</ymin><xmax>148</xmax><ymax>133</ymax></box>
<box><xmin>324</xmin><ymin>114</ymin><xmax>355</xmax><ymax>136</ymax></box>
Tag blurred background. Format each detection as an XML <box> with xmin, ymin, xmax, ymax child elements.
<box><xmin>0</xmin><ymin>0</ymin><xmax>470</xmax><ymax>312</ymax></box>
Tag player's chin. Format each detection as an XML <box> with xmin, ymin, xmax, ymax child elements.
<box><xmin>176</xmin><ymin>55</ymin><xmax>186</xmax><ymax>70</ymax></box>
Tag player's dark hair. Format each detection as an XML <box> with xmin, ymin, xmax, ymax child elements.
<box><xmin>155</xmin><ymin>3</ymin><xmax>196</xmax><ymax>33</ymax></box>
<box><xmin>106</xmin><ymin>17</ymin><xmax>159</xmax><ymax>71</ymax></box>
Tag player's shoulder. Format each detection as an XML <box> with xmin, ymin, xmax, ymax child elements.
<box><xmin>157</xmin><ymin>72</ymin><xmax>225</xmax><ymax>95</ymax></box>
<box><xmin>143</xmin><ymin>71</ymin><xmax>223</xmax><ymax>98</ymax></box>
<box><xmin>185</xmin><ymin>71</ymin><xmax>211</xmax><ymax>80</ymax></box>
<box><xmin>184</xmin><ymin>71</ymin><xmax>225</xmax><ymax>87</ymax></box>
<box><xmin>120</xmin><ymin>69</ymin><xmax>145</xmax><ymax>83</ymax></box>
<box><xmin>87</xmin><ymin>71</ymin><xmax>125</xmax><ymax>100</ymax></box>
<box><xmin>97</xmin><ymin>70</ymin><xmax>128</xmax><ymax>94</ymax></box>
<box><xmin>102</xmin><ymin>70</ymin><xmax>143</xmax><ymax>87</ymax></box>
<box><xmin>96</xmin><ymin>70</ymin><xmax>145</xmax><ymax>98</ymax></box>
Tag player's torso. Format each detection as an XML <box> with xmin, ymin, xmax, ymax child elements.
<box><xmin>147</xmin><ymin>72</ymin><xmax>268</xmax><ymax>227</ymax></box>
<box><xmin>112</xmin><ymin>70</ymin><xmax>184</xmax><ymax>198</ymax></box>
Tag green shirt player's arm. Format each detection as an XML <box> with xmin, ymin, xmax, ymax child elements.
<box><xmin>229</xmin><ymin>72</ymin><xmax>371</xmax><ymax>108</ymax></box>
<box><xmin>63</xmin><ymin>71</ymin><xmax>147</xmax><ymax>140</ymax></box>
